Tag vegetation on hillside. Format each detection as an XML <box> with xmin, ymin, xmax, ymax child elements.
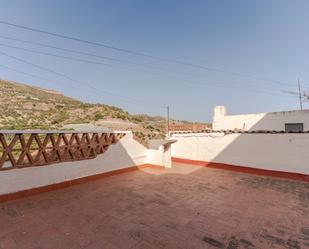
<box><xmin>0</xmin><ymin>79</ymin><xmax>167</xmax><ymax>141</ymax></box>
<box><xmin>0</xmin><ymin>79</ymin><xmax>210</xmax><ymax>143</ymax></box>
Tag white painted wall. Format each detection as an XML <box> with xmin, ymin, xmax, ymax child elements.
<box><xmin>147</xmin><ymin>147</ymin><xmax>164</xmax><ymax>166</ymax></box>
<box><xmin>163</xmin><ymin>146</ymin><xmax>172</xmax><ymax>168</ymax></box>
<box><xmin>147</xmin><ymin>144</ymin><xmax>173</xmax><ymax>168</ymax></box>
<box><xmin>0</xmin><ymin>133</ymin><xmax>167</xmax><ymax>195</ymax></box>
<box><xmin>171</xmin><ymin>133</ymin><xmax>309</xmax><ymax>175</ymax></box>
<box><xmin>213</xmin><ymin>105</ymin><xmax>309</xmax><ymax>131</ymax></box>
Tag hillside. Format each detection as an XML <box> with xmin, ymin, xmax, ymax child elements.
<box><xmin>0</xmin><ymin>79</ymin><xmax>210</xmax><ymax>142</ymax></box>
<box><xmin>0</xmin><ymin>79</ymin><xmax>171</xmax><ymax>141</ymax></box>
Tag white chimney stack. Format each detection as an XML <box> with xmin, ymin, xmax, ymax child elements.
<box><xmin>214</xmin><ymin>105</ymin><xmax>226</xmax><ymax>117</ymax></box>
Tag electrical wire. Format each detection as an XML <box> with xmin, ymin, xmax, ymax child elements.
<box><xmin>0</xmin><ymin>50</ymin><xmax>166</xmax><ymax>108</ymax></box>
<box><xmin>0</xmin><ymin>35</ymin><xmax>301</xmax><ymax>90</ymax></box>
<box><xmin>0</xmin><ymin>42</ymin><xmax>298</xmax><ymax>96</ymax></box>
<box><xmin>0</xmin><ymin>64</ymin><xmax>53</xmax><ymax>83</ymax></box>
<box><xmin>0</xmin><ymin>20</ymin><xmax>295</xmax><ymax>87</ymax></box>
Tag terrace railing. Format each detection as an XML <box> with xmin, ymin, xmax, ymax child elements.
<box><xmin>0</xmin><ymin>130</ymin><xmax>126</xmax><ymax>170</ymax></box>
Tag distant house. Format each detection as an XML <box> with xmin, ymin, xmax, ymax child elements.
<box><xmin>169</xmin><ymin>123</ymin><xmax>210</xmax><ymax>132</ymax></box>
<box><xmin>212</xmin><ymin>105</ymin><xmax>309</xmax><ymax>132</ymax></box>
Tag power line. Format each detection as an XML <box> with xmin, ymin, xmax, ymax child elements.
<box><xmin>1</xmin><ymin>35</ymin><xmax>302</xmax><ymax>92</ymax></box>
<box><xmin>0</xmin><ymin>35</ymin><xmax>256</xmax><ymax>84</ymax></box>
<box><xmin>0</xmin><ymin>63</ymin><xmax>116</xmax><ymax>104</ymax></box>
<box><xmin>0</xmin><ymin>20</ymin><xmax>294</xmax><ymax>87</ymax></box>
<box><xmin>0</xmin><ymin>43</ymin><xmax>112</xmax><ymax>67</ymax></box>
<box><xmin>0</xmin><ymin>42</ymin><xmax>297</xmax><ymax>96</ymax></box>
<box><xmin>0</xmin><ymin>35</ymin><xmax>122</xmax><ymax>62</ymax></box>
<box><xmin>0</xmin><ymin>50</ymin><xmax>165</xmax><ymax>108</ymax></box>
<box><xmin>0</xmin><ymin>52</ymin><xmax>299</xmax><ymax>127</ymax></box>
<box><xmin>280</xmin><ymin>82</ymin><xmax>309</xmax><ymax>108</ymax></box>
<box><xmin>0</xmin><ymin>35</ymin><xmax>299</xmax><ymax>91</ymax></box>
<box><xmin>281</xmin><ymin>90</ymin><xmax>299</xmax><ymax>96</ymax></box>
<box><xmin>0</xmin><ymin>64</ymin><xmax>170</xmax><ymax>122</ymax></box>
<box><xmin>0</xmin><ymin>64</ymin><xmax>53</xmax><ymax>83</ymax></box>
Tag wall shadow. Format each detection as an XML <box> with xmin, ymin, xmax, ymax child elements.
<box><xmin>172</xmin><ymin>112</ymin><xmax>309</xmax><ymax>178</ymax></box>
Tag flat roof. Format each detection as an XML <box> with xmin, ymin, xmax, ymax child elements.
<box><xmin>0</xmin><ymin>162</ymin><xmax>306</xmax><ymax>248</ymax></box>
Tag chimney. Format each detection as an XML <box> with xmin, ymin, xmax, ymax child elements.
<box><xmin>214</xmin><ymin>106</ymin><xmax>226</xmax><ymax>117</ymax></box>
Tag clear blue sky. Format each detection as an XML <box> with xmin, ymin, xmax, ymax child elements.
<box><xmin>0</xmin><ymin>0</ymin><xmax>309</xmax><ymax>122</ymax></box>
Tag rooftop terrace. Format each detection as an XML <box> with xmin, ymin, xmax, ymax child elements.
<box><xmin>0</xmin><ymin>162</ymin><xmax>308</xmax><ymax>249</ymax></box>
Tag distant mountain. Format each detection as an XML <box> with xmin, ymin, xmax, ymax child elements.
<box><xmin>0</xmin><ymin>79</ymin><xmax>209</xmax><ymax>141</ymax></box>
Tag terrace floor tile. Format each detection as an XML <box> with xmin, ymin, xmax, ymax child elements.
<box><xmin>0</xmin><ymin>163</ymin><xmax>308</xmax><ymax>249</ymax></box>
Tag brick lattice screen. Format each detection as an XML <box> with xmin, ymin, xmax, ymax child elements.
<box><xmin>0</xmin><ymin>132</ymin><xmax>126</xmax><ymax>170</ymax></box>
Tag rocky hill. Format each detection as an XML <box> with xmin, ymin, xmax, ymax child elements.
<box><xmin>0</xmin><ymin>79</ymin><xmax>210</xmax><ymax>142</ymax></box>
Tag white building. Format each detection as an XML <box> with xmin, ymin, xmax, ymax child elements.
<box><xmin>212</xmin><ymin>105</ymin><xmax>309</xmax><ymax>131</ymax></box>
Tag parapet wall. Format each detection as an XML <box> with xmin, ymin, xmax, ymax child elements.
<box><xmin>0</xmin><ymin>132</ymin><xmax>169</xmax><ymax>199</ymax></box>
<box><xmin>0</xmin><ymin>133</ymin><xmax>150</xmax><ymax>196</ymax></box>
<box><xmin>171</xmin><ymin>132</ymin><xmax>309</xmax><ymax>175</ymax></box>
<box><xmin>212</xmin><ymin>108</ymin><xmax>309</xmax><ymax>131</ymax></box>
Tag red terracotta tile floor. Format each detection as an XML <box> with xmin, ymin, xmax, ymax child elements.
<box><xmin>0</xmin><ymin>162</ymin><xmax>308</xmax><ymax>249</ymax></box>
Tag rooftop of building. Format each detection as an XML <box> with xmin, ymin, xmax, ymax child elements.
<box><xmin>214</xmin><ymin>105</ymin><xmax>309</xmax><ymax>118</ymax></box>
<box><xmin>0</xmin><ymin>162</ymin><xmax>308</xmax><ymax>249</ymax></box>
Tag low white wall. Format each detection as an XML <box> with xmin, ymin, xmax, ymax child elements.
<box><xmin>0</xmin><ymin>133</ymin><xmax>165</xmax><ymax>195</ymax></box>
<box><xmin>213</xmin><ymin>107</ymin><xmax>309</xmax><ymax>131</ymax></box>
<box><xmin>171</xmin><ymin>133</ymin><xmax>309</xmax><ymax>175</ymax></box>
<box><xmin>163</xmin><ymin>146</ymin><xmax>172</xmax><ymax>168</ymax></box>
<box><xmin>147</xmin><ymin>146</ymin><xmax>172</xmax><ymax>168</ymax></box>
<box><xmin>147</xmin><ymin>147</ymin><xmax>164</xmax><ymax>166</ymax></box>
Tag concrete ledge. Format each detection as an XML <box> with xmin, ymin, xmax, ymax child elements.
<box><xmin>172</xmin><ymin>157</ymin><xmax>309</xmax><ymax>183</ymax></box>
<box><xmin>0</xmin><ymin>164</ymin><xmax>162</xmax><ymax>203</ymax></box>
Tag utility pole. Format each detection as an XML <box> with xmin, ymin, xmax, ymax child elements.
<box><xmin>166</xmin><ymin>106</ymin><xmax>170</xmax><ymax>137</ymax></box>
<box><xmin>298</xmin><ymin>78</ymin><xmax>303</xmax><ymax>110</ymax></box>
